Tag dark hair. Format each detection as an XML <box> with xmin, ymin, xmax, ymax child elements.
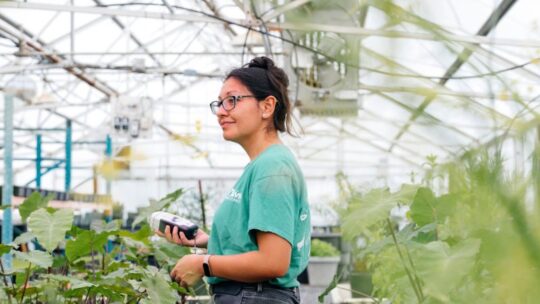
<box><xmin>225</xmin><ymin>56</ymin><xmax>295</xmax><ymax>136</ymax></box>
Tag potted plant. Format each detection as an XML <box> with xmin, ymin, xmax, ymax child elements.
<box><xmin>349</xmin><ymin>257</ymin><xmax>373</xmax><ymax>298</ymax></box>
<box><xmin>308</xmin><ymin>239</ymin><xmax>341</xmax><ymax>286</ymax></box>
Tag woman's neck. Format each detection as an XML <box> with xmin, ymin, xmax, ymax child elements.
<box><xmin>241</xmin><ymin>131</ymin><xmax>281</xmax><ymax>160</ymax></box>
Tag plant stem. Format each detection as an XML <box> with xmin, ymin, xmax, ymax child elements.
<box><xmin>84</xmin><ymin>287</ymin><xmax>92</xmax><ymax>304</ymax></box>
<box><xmin>404</xmin><ymin>246</ymin><xmax>424</xmax><ymax>299</ymax></box>
<box><xmin>0</xmin><ymin>260</ymin><xmax>13</xmax><ymax>304</ymax></box>
<box><xmin>387</xmin><ymin>219</ymin><xmax>424</xmax><ymax>303</ymax></box>
<box><xmin>102</xmin><ymin>250</ymin><xmax>106</xmax><ymax>273</ymax></box>
<box><xmin>91</xmin><ymin>249</ymin><xmax>96</xmax><ymax>280</ymax></box>
<box><xmin>20</xmin><ymin>263</ymin><xmax>32</xmax><ymax>304</ymax></box>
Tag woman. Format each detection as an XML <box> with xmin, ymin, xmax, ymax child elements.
<box><xmin>159</xmin><ymin>56</ymin><xmax>311</xmax><ymax>304</ymax></box>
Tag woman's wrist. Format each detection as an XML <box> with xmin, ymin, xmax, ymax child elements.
<box><xmin>202</xmin><ymin>254</ymin><xmax>212</xmax><ymax>276</ymax></box>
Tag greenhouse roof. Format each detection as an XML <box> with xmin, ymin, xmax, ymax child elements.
<box><xmin>1</xmin><ymin>0</ymin><xmax>539</xmax><ymax>200</ymax></box>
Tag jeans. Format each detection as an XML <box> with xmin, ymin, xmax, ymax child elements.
<box><xmin>210</xmin><ymin>281</ymin><xmax>301</xmax><ymax>304</ymax></box>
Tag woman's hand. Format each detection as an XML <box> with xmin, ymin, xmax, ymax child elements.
<box><xmin>170</xmin><ymin>254</ymin><xmax>204</xmax><ymax>287</ymax></box>
<box><xmin>155</xmin><ymin>225</ymin><xmax>209</xmax><ymax>248</ymax></box>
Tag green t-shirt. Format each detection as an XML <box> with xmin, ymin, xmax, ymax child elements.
<box><xmin>207</xmin><ymin>144</ymin><xmax>311</xmax><ymax>288</ymax></box>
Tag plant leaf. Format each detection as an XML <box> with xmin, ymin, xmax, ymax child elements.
<box><xmin>0</xmin><ymin>244</ymin><xmax>12</xmax><ymax>255</ymax></box>
<box><xmin>318</xmin><ymin>271</ymin><xmax>343</xmax><ymax>303</ymax></box>
<box><xmin>414</xmin><ymin>239</ymin><xmax>481</xmax><ymax>302</ymax></box>
<box><xmin>13</xmin><ymin>250</ymin><xmax>53</xmax><ymax>268</ymax></box>
<box><xmin>119</xmin><ymin>224</ymin><xmax>152</xmax><ymax>242</ymax></box>
<box><xmin>91</xmin><ymin>219</ymin><xmax>121</xmax><ymax>233</ymax></box>
<box><xmin>43</xmin><ymin>274</ymin><xmax>95</xmax><ymax>289</ymax></box>
<box><xmin>27</xmin><ymin>208</ymin><xmax>74</xmax><ymax>252</ymax></box>
<box><xmin>19</xmin><ymin>192</ymin><xmax>54</xmax><ymax>222</ymax></box>
<box><xmin>409</xmin><ymin>187</ymin><xmax>437</xmax><ymax>226</ymax></box>
<box><xmin>410</xmin><ymin>189</ymin><xmax>459</xmax><ymax>227</ymax></box>
<box><xmin>360</xmin><ymin>223</ymin><xmax>437</xmax><ymax>259</ymax></box>
<box><xmin>11</xmin><ymin>231</ymin><xmax>35</xmax><ymax>245</ymax></box>
<box><xmin>141</xmin><ymin>273</ymin><xmax>179</xmax><ymax>304</ymax></box>
<box><xmin>342</xmin><ymin>185</ymin><xmax>418</xmax><ymax>240</ymax></box>
<box><xmin>131</xmin><ymin>189</ymin><xmax>184</xmax><ymax>229</ymax></box>
<box><xmin>65</xmin><ymin>230</ymin><xmax>109</xmax><ymax>262</ymax></box>
<box><xmin>0</xmin><ymin>287</ymin><xmax>8</xmax><ymax>301</ymax></box>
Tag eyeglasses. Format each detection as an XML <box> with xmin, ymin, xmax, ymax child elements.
<box><xmin>209</xmin><ymin>95</ymin><xmax>256</xmax><ymax>114</ymax></box>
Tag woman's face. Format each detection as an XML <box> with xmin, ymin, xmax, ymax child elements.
<box><xmin>216</xmin><ymin>77</ymin><xmax>263</xmax><ymax>144</ymax></box>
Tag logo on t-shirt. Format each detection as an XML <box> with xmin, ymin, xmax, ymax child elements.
<box><xmin>226</xmin><ymin>188</ymin><xmax>242</xmax><ymax>203</ymax></box>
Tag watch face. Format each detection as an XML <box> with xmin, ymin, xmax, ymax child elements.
<box><xmin>203</xmin><ymin>263</ymin><xmax>211</xmax><ymax>276</ymax></box>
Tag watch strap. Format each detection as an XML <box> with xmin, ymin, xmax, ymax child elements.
<box><xmin>203</xmin><ymin>254</ymin><xmax>212</xmax><ymax>277</ymax></box>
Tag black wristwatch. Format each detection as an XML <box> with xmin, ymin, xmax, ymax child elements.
<box><xmin>203</xmin><ymin>254</ymin><xmax>212</xmax><ymax>277</ymax></box>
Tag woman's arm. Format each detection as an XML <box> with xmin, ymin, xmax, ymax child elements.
<box><xmin>170</xmin><ymin>231</ymin><xmax>291</xmax><ymax>285</ymax></box>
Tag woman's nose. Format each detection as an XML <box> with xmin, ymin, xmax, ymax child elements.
<box><xmin>216</xmin><ymin>103</ymin><xmax>228</xmax><ymax>116</ymax></box>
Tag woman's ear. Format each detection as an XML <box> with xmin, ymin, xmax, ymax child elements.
<box><xmin>260</xmin><ymin>96</ymin><xmax>277</xmax><ymax>119</ymax></box>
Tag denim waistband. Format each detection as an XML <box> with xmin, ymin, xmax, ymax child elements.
<box><xmin>209</xmin><ymin>281</ymin><xmax>297</xmax><ymax>295</ymax></box>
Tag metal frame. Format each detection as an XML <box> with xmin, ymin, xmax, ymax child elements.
<box><xmin>1</xmin><ymin>0</ymin><xmax>538</xmax><ymax>190</ymax></box>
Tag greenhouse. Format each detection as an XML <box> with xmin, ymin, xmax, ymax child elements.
<box><xmin>1</xmin><ymin>0</ymin><xmax>540</xmax><ymax>303</ymax></box>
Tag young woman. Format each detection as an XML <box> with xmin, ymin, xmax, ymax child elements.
<box><xmin>159</xmin><ymin>56</ymin><xmax>311</xmax><ymax>304</ymax></box>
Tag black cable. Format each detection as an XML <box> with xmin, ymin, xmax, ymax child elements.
<box><xmin>251</xmin><ymin>3</ymin><xmax>274</xmax><ymax>58</ymax></box>
<box><xmin>240</xmin><ymin>26</ymin><xmax>251</xmax><ymax>64</ymax></box>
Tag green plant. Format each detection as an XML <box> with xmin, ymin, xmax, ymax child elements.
<box><xmin>310</xmin><ymin>239</ymin><xmax>340</xmax><ymax>257</ymax></box>
<box><xmin>334</xmin><ymin>150</ymin><xmax>540</xmax><ymax>304</ymax></box>
<box><xmin>0</xmin><ymin>189</ymin><xmax>195</xmax><ymax>304</ymax></box>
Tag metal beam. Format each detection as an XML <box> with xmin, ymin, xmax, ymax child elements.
<box><xmin>48</xmin><ymin>15</ymin><xmax>109</xmax><ymax>46</ymax></box>
<box><xmin>0</xmin><ymin>2</ymin><xmax>222</xmax><ymax>24</ymax></box>
<box><xmin>2</xmin><ymin>1</ymin><xmax>537</xmax><ymax>48</ymax></box>
<box><xmin>201</xmin><ymin>0</ymin><xmax>237</xmax><ymax>35</ymax></box>
<box><xmin>323</xmin><ymin>120</ymin><xmax>423</xmax><ymax>168</ymax></box>
<box><xmin>2</xmin><ymin>94</ymin><xmax>14</xmax><ymax>269</ymax></box>
<box><xmin>361</xmin><ymin>108</ymin><xmax>456</xmax><ymax>154</ymax></box>
<box><xmin>0</xmin><ymin>15</ymin><xmax>118</xmax><ymax>97</ymax></box>
<box><xmin>261</xmin><ymin>0</ymin><xmax>312</xmax><ymax>22</ymax></box>
<box><xmin>389</xmin><ymin>0</ymin><xmax>518</xmax><ymax>152</ymax></box>
<box><xmin>265</xmin><ymin>21</ymin><xmax>540</xmax><ymax>48</ymax></box>
<box><xmin>360</xmin><ymin>47</ymin><xmax>497</xmax><ymax>143</ymax></box>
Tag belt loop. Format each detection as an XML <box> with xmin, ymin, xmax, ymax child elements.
<box><xmin>257</xmin><ymin>282</ymin><xmax>263</xmax><ymax>293</ymax></box>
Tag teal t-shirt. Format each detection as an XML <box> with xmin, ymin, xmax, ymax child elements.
<box><xmin>207</xmin><ymin>144</ymin><xmax>311</xmax><ymax>288</ymax></box>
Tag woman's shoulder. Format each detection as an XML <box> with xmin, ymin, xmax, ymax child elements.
<box><xmin>256</xmin><ymin>144</ymin><xmax>295</xmax><ymax>164</ymax></box>
<box><xmin>252</xmin><ymin>145</ymin><xmax>299</xmax><ymax>175</ymax></box>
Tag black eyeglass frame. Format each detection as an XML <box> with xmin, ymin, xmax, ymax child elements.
<box><xmin>209</xmin><ymin>95</ymin><xmax>256</xmax><ymax>114</ymax></box>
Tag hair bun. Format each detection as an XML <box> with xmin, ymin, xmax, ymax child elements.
<box><xmin>248</xmin><ymin>56</ymin><xmax>275</xmax><ymax>70</ymax></box>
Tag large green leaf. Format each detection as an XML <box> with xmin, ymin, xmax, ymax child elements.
<box><xmin>414</xmin><ymin>239</ymin><xmax>481</xmax><ymax>302</ymax></box>
<box><xmin>13</xmin><ymin>250</ymin><xmax>53</xmax><ymax>268</ymax></box>
<box><xmin>409</xmin><ymin>187</ymin><xmax>437</xmax><ymax>226</ymax></box>
<box><xmin>43</xmin><ymin>274</ymin><xmax>95</xmax><ymax>289</ymax></box>
<box><xmin>141</xmin><ymin>273</ymin><xmax>179</xmax><ymax>304</ymax></box>
<box><xmin>19</xmin><ymin>192</ymin><xmax>54</xmax><ymax>222</ymax></box>
<box><xmin>360</xmin><ymin>223</ymin><xmax>437</xmax><ymax>259</ymax></box>
<box><xmin>131</xmin><ymin>189</ymin><xmax>184</xmax><ymax>229</ymax></box>
<box><xmin>342</xmin><ymin>185</ymin><xmax>419</xmax><ymax>240</ymax></box>
<box><xmin>152</xmin><ymin>239</ymin><xmax>190</xmax><ymax>266</ymax></box>
<box><xmin>27</xmin><ymin>208</ymin><xmax>74</xmax><ymax>252</ymax></box>
<box><xmin>119</xmin><ymin>224</ymin><xmax>152</xmax><ymax>242</ymax></box>
<box><xmin>65</xmin><ymin>230</ymin><xmax>109</xmax><ymax>262</ymax></box>
<box><xmin>410</xmin><ymin>189</ymin><xmax>459</xmax><ymax>227</ymax></box>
